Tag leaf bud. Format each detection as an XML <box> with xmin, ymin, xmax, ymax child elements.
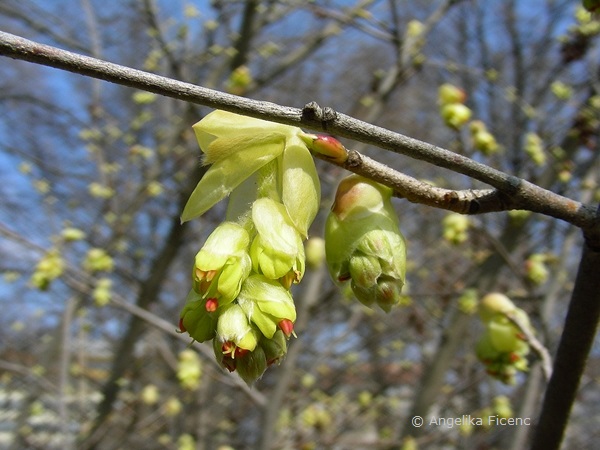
<box><xmin>300</xmin><ymin>133</ymin><xmax>348</xmax><ymax>164</ymax></box>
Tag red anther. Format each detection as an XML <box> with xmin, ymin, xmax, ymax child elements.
<box><xmin>205</xmin><ymin>297</ymin><xmax>219</xmax><ymax>312</ymax></box>
<box><xmin>278</xmin><ymin>319</ymin><xmax>295</xmax><ymax>338</ymax></box>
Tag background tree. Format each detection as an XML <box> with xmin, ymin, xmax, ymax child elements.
<box><xmin>0</xmin><ymin>1</ymin><xmax>599</xmax><ymax>449</ymax></box>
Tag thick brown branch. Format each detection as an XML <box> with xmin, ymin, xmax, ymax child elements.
<box><xmin>531</xmin><ymin>240</ymin><xmax>600</xmax><ymax>450</ymax></box>
<box><xmin>0</xmin><ymin>31</ymin><xmax>598</xmax><ymax>235</ymax></box>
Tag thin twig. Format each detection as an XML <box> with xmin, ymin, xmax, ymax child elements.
<box><xmin>0</xmin><ymin>31</ymin><xmax>597</xmax><ymax>233</ymax></box>
<box><xmin>316</xmin><ymin>150</ymin><xmax>507</xmax><ymax>214</ymax></box>
<box><xmin>505</xmin><ymin>312</ymin><xmax>553</xmax><ymax>382</ymax></box>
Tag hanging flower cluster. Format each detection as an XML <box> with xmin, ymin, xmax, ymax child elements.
<box><xmin>178</xmin><ymin>110</ymin><xmax>329</xmax><ymax>384</ymax></box>
<box><xmin>324</xmin><ymin>175</ymin><xmax>407</xmax><ymax>312</ymax></box>
<box><xmin>475</xmin><ymin>293</ymin><xmax>532</xmax><ymax>384</ymax></box>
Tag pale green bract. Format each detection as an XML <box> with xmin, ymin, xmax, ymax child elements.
<box><xmin>251</xmin><ymin>198</ymin><xmax>305</xmax><ymax>280</ymax></box>
<box><xmin>181</xmin><ymin>111</ymin><xmax>320</xmax><ymax>237</ymax></box>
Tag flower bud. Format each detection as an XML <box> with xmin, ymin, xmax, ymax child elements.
<box><xmin>524</xmin><ymin>254</ymin><xmax>549</xmax><ymax>285</ymax></box>
<box><xmin>235</xmin><ymin>345</ymin><xmax>268</xmax><ymax>385</ymax></box>
<box><xmin>476</xmin><ymin>293</ymin><xmax>533</xmax><ymax>384</ymax></box>
<box><xmin>325</xmin><ymin>175</ymin><xmax>406</xmax><ymax>312</ymax></box>
<box><xmin>457</xmin><ymin>289</ymin><xmax>478</xmax><ymax>314</ymax></box>
<box><xmin>406</xmin><ymin>20</ymin><xmax>425</xmax><ymax>38</ymax></box>
<box><xmin>93</xmin><ymin>278</ymin><xmax>112</xmax><ymax>307</ymax></box>
<box><xmin>236</xmin><ymin>274</ymin><xmax>296</xmax><ymax>339</ymax></box>
<box><xmin>470</xmin><ymin>122</ymin><xmax>499</xmax><ymax>155</ymax></box>
<box><xmin>176</xmin><ymin>349</ymin><xmax>202</xmax><ymax>390</ymax></box>
<box><xmin>487</xmin><ymin>316</ymin><xmax>521</xmax><ymax>353</ymax></box>
<box><xmin>300</xmin><ymin>133</ymin><xmax>348</xmax><ymax>164</ymax></box>
<box><xmin>479</xmin><ymin>292</ymin><xmax>516</xmax><ymax>323</ymax></box>
<box><xmin>250</xmin><ymin>198</ymin><xmax>305</xmax><ymax>282</ymax></box>
<box><xmin>216</xmin><ymin>304</ymin><xmax>259</xmax><ymax>352</ymax></box>
<box><xmin>193</xmin><ymin>222</ymin><xmax>251</xmax><ymax>304</ymax></box>
<box><xmin>62</xmin><ymin>227</ymin><xmax>86</xmax><ymax>241</ymax></box>
<box><xmin>493</xmin><ymin>396</ymin><xmax>514</xmax><ymax>419</ymax></box>
<box><xmin>83</xmin><ymin>248</ymin><xmax>114</xmax><ymax>272</ymax></box>
<box><xmin>31</xmin><ymin>249</ymin><xmax>65</xmax><ymax>290</ymax></box>
<box><xmin>524</xmin><ymin>132</ymin><xmax>546</xmax><ymax>166</ymax></box>
<box><xmin>469</xmin><ymin>120</ymin><xmax>487</xmax><ymax>135</ymax></box>
<box><xmin>475</xmin><ymin>332</ymin><xmax>502</xmax><ymax>364</ymax></box>
<box><xmin>441</xmin><ymin>103</ymin><xmax>472</xmax><ymax>129</ymax></box>
<box><xmin>438</xmin><ymin>83</ymin><xmax>466</xmax><ymax>105</ymax></box>
<box><xmin>227</xmin><ymin>65</ymin><xmax>252</xmax><ymax>95</ymax></box>
<box><xmin>473</xmin><ymin>131</ymin><xmax>499</xmax><ymax>155</ymax></box>
<box><xmin>550</xmin><ymin>81</ymin><xmax>573</xmax><ymax>100</ymax></box>
<box><xmin>262</xmin><ymin>330</ymin><xmax>288</xmax><ymax>366</ymax></box>
<box><xmin>442</xmin><ymin>213</ymin><xmax>470</xmax><ymax>245</ymax></box>
<box><xmin>179</xmin><ymin>290</ymin><xmax>217</xmax><ymax>343</ymax></box>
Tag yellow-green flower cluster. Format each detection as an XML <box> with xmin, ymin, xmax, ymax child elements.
<box><xmin>438</xmin><ymin>83</ymin><xmax>472</xmax><ymax>129</ymax></box>
<box><xmin>178</xmin><ymin>111</ymin><xmax>324</xmax><ymax>384</ymax></box>
<box><xmin>30</xmin><ymin>249</ymin><xmax>64</xmax><ymax>290</ymax></box>
<box><xmin>325</xmin><ymin>175</ymin><xmax>407</xmax><ymax>312</ymax></box>
<box><xmin>475</xmin><ymin>293</ymin><xmax>532</xmax><ymax>384</ymax></box>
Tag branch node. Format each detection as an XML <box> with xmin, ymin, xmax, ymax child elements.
<box><xmin>302</xmin><ymin>101</ymin><xmax>337</xmax><ymax>131</ymax></box>
<box><xmin>346</xmin><ymin>150</ymin><xmax>362</xmax><ymax>168</ymax></box>
<box><xmin>506</xmin><ymin>175</ymin><xmax>522</xmax><ymax>193</ymax></box>
<box><xmin>468</xmin><ymin>200</ymin><xmax>481</xmax><ymax>214</ymax></box>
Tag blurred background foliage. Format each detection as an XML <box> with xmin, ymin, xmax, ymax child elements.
<box><xmin>0</xmin><ymin>0</ymin><xmax>599</xmax><ymax>449</ymax></box>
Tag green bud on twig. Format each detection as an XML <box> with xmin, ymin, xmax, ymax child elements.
<box><xmin>325</xmin><ymin>175</ymin><xmax>407</xmax><ymax>312</ymax></box>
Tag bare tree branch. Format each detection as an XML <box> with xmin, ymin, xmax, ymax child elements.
<box><xmin>1</xmin><ymin>31</ymin><xmax>598</xmax><ymax>237</ymax></box>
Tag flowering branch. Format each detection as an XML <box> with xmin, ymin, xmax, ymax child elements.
<box><xmin>2</xmin><ymin>28</ymin><xmax>600</xmax><ymax>449</ymax></box>
<box><xmin>0</xmin><ymin>31</ymin><xmax>598</xmax><ymax>240</ymax></box>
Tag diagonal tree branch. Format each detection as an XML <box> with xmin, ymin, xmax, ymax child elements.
<box><xmin>0</xmin><ymin>31</ymin><xmax>598</xmax><ymax>235</ymax></box>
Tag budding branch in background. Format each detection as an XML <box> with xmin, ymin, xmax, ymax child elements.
<box><xmin>0</xmin><ymin>31</ymin><xmax>598</xmax><ymax>244</ymax></box>
<box><xmin>505</xmin><ymin>311</ymin><xmax>553</xmax><ymax>382</ymax></box>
